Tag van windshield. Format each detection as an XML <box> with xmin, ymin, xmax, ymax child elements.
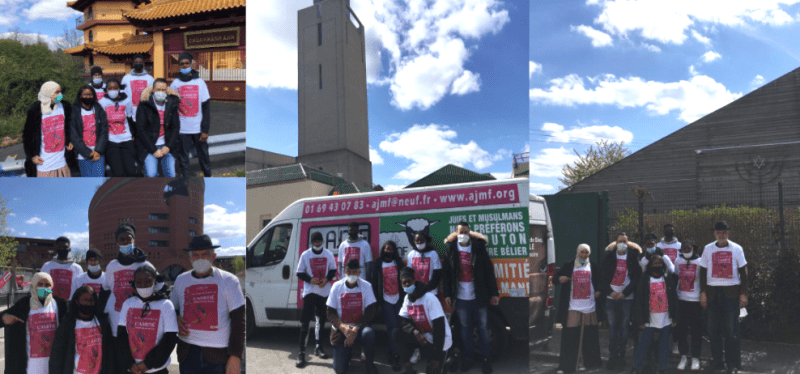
<box><xmin>249</xmin><ymin>224</ymin><xmax>293</xmax><ymax>267</ymax></box>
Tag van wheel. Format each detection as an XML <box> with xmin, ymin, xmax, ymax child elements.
<box><xmin>487</xmin><ymin>312</ymin><xmax>507</xmax><ymax>361</ymax></box>
<box><xmin>246</xmin><ymin>300</ymin><xmax>255</xmax><ymax>337</ymax></box>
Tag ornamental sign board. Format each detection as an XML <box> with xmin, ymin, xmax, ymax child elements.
<box><xmin>184</xmin><ymin>27</ymin><xmax>240</xmax><ymax>49</ymax></box>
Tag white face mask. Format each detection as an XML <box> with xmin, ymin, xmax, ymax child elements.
<box><xmin>107</xmin><ymin>90</ymin><xmax>119</xmax><ymax>99</ymax></box>
<box><xmin>153</xmin><ymin>91</ymin><xmax>167</xmax><ymax>102</ymax></box>
<box><xmin>346</xmin><ymin>275</ymin><xmax>358</xmax><ymax>284</ymax></box>
<box><xmin>458</xmin><ymin>234</ymin><xmax>470</xmax><ymax>244</ymax></box>
<box><xmin>88</xmin><ymin>264</ymin><xmax>101</xmax><ymax>273</ymax></box>
<box><xmin>682</xmin><ymin>252</ymin><xmax>693</xmax><ymax>259</ymax></box>
<box><xmin>616</xmin><ymin>243</ymin><xmax>628</xmax><ymax>254</ymax></box>
<box><xmin>416</xmin><ymin>243</ymin><xmax>426</xmax><ymax>250</ymax></box>
<box><xmin>137</xmin><ymin>286</ymin><xmax>154</xmax><ymax>299</ymax></box>
<box><xmin>192</xmin><ymin>259</ymin><xmax>212</xmax><ymax>274</ymax></box>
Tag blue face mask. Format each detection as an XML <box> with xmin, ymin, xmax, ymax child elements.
<box><xmin>54</xmin><ymin>94</ymin><xmax>63</xmax><ymax>103</ymax></box>
<box><xmin>578</xmin><ymin>258</ymin><xmax>587</xmax><ymax>265</ymax></box>
<box><xmin>93</xmin><ymin>78</ymin><xmax>103</xmax><ymax>85</ymax></box>
<box><xmin>403</xmin><ymin>284</ymin><xmax>415</xmax><ymax>294</ymax></box>
<box><xmin>37</xmin><ymin>287</ymin><xmax>52</xmax><ymax>299</ymax></box>
<box><xmin>647</xmin><ymin>246</ymin><xmax>656</xmax><ymax>254</ymax></box>
<box><xmin>180</xmin><ymin>67</ymin><xmax>192</xmax><ymax>75</ymax></box>
<box><xmin>120</xmin><ymin>244</ymin><xmax>134</xmax><ymax>255</ymax></box>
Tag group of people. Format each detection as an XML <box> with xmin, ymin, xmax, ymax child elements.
<box><xmin>0</xmin><ymin>224</ymin><xmax>245</xmax><ymax>374</ymax></box>
<box><xmin>23</xmin><ymin>52</ymin><xmax>213</xmax><ymax>178</ymax></box>
<box><xmin>555</xmin><ymin>221</ymin><xmax>748</xmax><ymax>374</ymax></box>
<box><xmin>295</xmin><ymin>221</ymin><xmax>500</xmax><ymax>374</ymax></box>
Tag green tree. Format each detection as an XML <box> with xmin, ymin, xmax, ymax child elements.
<box><xmin>0</xmin><ymin>195</ymin><xmax>19</xmax><ymax>267</ymax></box>
<box><xmin>559</xmin><ymin>139</ymin><xmax>632</xmax><ymax>188</ymax></box>
<box><xmin>232</xmin><ymin>256</ymin><xmax>245</xmax><ymax>273</ymax></box>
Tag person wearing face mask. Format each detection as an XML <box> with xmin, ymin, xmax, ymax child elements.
<box><xmin>23</xmin><ymin>81</ymin><xmax>75</xmax><ymax>177</ymax></box>
<box><xmin>171</xmin><ymin>235</ymin><xmax>245</xmax><ymax>374</ymax></box>
<box><xmin>49</xmin><ymin>285</ymin><xmax>116</xmax><ymax>374</ymax></box>
<box><xmin>72</xmin><ymin>248</ymin><xmax>107</xmax><ymax>314</ymax></box>
<box><xmin>70</xmin><ymin>84</ymin><xmax>109</xmax><ymax>177</ymax></box>
<box><xmin>554</xmin><ymin>244</ymin><xmax>603</xmax><ymax>374</ymax></box>
<box><xmin>118</xmin><ymin>266</ymin><xmax>179</xmax><ymax>374</ymax></box>
<box><xmin>295</xmin><ymin>232</ymin><xmax>337</xmax><ymax>367</ymax></box>
<box><xmin>406</xmin><ymin>232</ymin><xmax>442</xmax><ymax>296</ymax></box>
<box><xmin>674</xmin><ymin>240</ymin><xmax>702</xmax><ymax>371</ymax></box>
<box><xmin>0</xmin><ymin>272</ymin><xmax>68</xmax><ymax>374</ymax></box>
<box><xmin>600</xmin><ymin>232</ymin><xmax>642</xmax><ymax>370</ymax></box>
<box><xmin>90</xmin><ymin>66</ymin><xmax>106</xmax><ymax>101</ymax></box>
<box><xmin>630</xmin><ymin>255</ymin><xmax>678</xmax><ymax>374</ymax></box>
<box><xmin>640</xmin><ymin>233</ymin><xmax>675</xmax><ymax>274</ymax></box>
<box><xmin>326</xmin><ymin>259</ymin><xmax>379</xmax><ymax>374</ymax></box>
<box><xmin>41</xmin><ymin>236</ymin><xmax>84</xmax><ymax>301</ymax></box>
<box><xmin>136</xmin><ymin>79</ymin><xmax>181</xmax><ymax>177</ymax></box>
<box><xmin>338</xmin><ymin>222</ymin><xmax>373</xmax><ymax>281</ymax></box>
<box><xmin>121</xmin><ymin>54</ymin><xmax>154</xmax><ymax>125</ymax></box>
<box><xmin>170</xmin><ymin>51</ymin><xmax>212</xmax><ymax>178</ymax></box>
<box><xmin>657</xmin><ymin>224</ymin><xmax>682</xmax><ymax>265</ymax></box>
<box><xmin>442</xmin><ymin>221</ymin><xmax>498</xmax><ymax>374</ymax></box>
<box><xmin>99</xmin><ymin>78</ymin><xmax>137</xmax><ymax>177</ymax></box>
<box><xmin>369</xmin><ymin>240</ymin><xmax>406</xmax><ymax>371</ymax></box>
<box><xmin>394</xmin><ymin>267</ymin><xmax>452</xmax><ymax>374</ymax></box>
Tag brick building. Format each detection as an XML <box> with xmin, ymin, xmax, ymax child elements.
<box><xmin>11</xmin><ymin>237</ymin><xmax>57</xmax><ymax>270</ymax></box>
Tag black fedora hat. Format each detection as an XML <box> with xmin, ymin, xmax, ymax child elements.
<box><xmin>183</xmin><ymin>235</ymin><xmax>221</xmax><ymax>252</ymax></box>
<box><xmin>712</xmin><ymin>221</ymin><xmax>732</xmax><ymax>231</ymax></box>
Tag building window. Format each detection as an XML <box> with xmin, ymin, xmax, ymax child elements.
<box><xmin>89</xmin><ymin>55</ymin><xmax>94</xmax><ymax>66</ymax></box>
<box><xmin>149</xmin><ymin>227</ymin><xmax>169</xmax><ymax>234</ymax></box>
<box><xmin>89</xmin><ymin>31</ymin><xmax>93</xmax><ymax>42</ymax></box>
<box><xmin>148</xmin><ymin>240</ymin><xmax>169</xmax><ymax>247</ymax></box>
<box><xmin>149</xmin><ymin>213</ymin><xmax>169</xmax><ymax>220</ymax></box>
<box><xmin>319</xmin><ymin>64</ymin><xmax>322</xmax><ymax>89</ymax></box>
<box><xmin>189</xmin><ymin>230</ymin><xmax>196</xmax><ymax>237</ymax></box>
<box><xmin>189</xmin><ymin>217</ymin><xmax>197</xmax><ymax>224</ymax></box>
<box><xmin>262</xmin><ymin>219</ymin><xmax>271</xmax><ymax>228</ymax></box>
<box><xmin>87</xmin><ymin>7</ymin><xmax>93</xmax><ymax>20</ymax></box>
<box><xmin>318</xmin><ymin>23</ymin><xmax>322</xmax><ymax>46</ymax></box>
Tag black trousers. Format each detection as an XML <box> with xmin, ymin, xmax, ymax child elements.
<box><xmin>106</xmin><ymin>140</ymin><xmax>138</xmax><ymax>177</ymax></box>
<box><xmin>676</xmin><ymin>300</ymin><xmax>703</xmax><ymax>358</ymax></box>
<box><xmin>557</xmin><ymin>325</ymin><xmax>602</xmax><ymax>372</ymax></box>
<box><xmin>392</xmin><ymin>328</ymin><xmax>445</xmax><ymax>366</ymax></box>
<box><xmin>300</xmin><ymin>293</ymin><xmax>328</xmax><ymax>352</ymax></box>
<box><xmin>178</xmin><ymin>133</ymin><xmax>211</xmax><ymax>177</ymax></box>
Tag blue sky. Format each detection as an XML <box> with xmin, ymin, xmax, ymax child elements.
<box><xmin>529</xmin><ymin>0</ymin><xmax>800</xmax><ymax>195</ymax></box>
<box><xmin>248</xmin><ymin>0</ymin><xmax>529</xmax><ymax>190</ymax></box>
<box><xmin>0</xmin><ymin>178</ymin><xmax>246</xmax><ymax>256</ymax></box>
<box><xmin>0</xmin><ymin>0</ymin><xmax>84</xmax><ymax>49</ymax></box>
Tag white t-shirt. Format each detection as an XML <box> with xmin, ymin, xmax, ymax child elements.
<box><xmin>73</xmin><ymin>272</ymin><xmax>106</xmax><ymax>299</ymax></box>
<box><xmin>657</xmin><ymin>240</ymin><xmax>682</xmax><ymax>264</ymax></box>
<box><xmin>608</xmin><ymin>253</ymin><xmax>634</xmax><ymax>300</ymax></box>
<box><xmin>171</xmin><ymin>267</ymin><xmax>246</xmax><ymax>348</ymax></box>
<box><xmin>326</xmin><ymin>278</ymin><xmax>376</xmax><ymax>326</ymax></box>
<box><xmin>569</xmin><ymin>262</ymin><xmax>595</xmax><ymax>313</ymax></box>
<box><xmin>675</xmin><ymin>256</ymin><xmax>701</xmax><ymax>301</ymax></box>
<box><xmin>456</xmin><ymin>245</ymin><xmax>476</xmax><ymax>301</ymax></box>
<box><xmin>700</xmin><ymin>241</ymin><xmax>747</xmax><ymax>287</ymax></box>
<box><xmin>154</xmin><ymin>101</ymin><xmax>166</xmax><ymax>146</ymax></box>
<box><xmin>646</xmin><ymin>277</ymin><xmax>671</xmax><ymax>328</ymax></box>
<box><xmin>118</xmin><ymin>298</ymin><xmax>178</xmax><ymax>373</ymax></box>
<box><xmin>41</xmin><ymin>261</ymin><xmax>83</xmax><ymax>301</ymax></box>
<box><xmin>26</xmin><ymin>300</ymin><xmax>59</xmax><ymax>374</ymax></box>
<box><xmin>90</xmin><ymin>84</ymin><xmax>106</xmax><ymax>101</ymax></box>
<box><xmin>399</xmin><ymin>293</ymin><xmax>452</xmax><ymax>351</ymax></box>
<box><xmin>38</xmin><ymin>103</ymin><xmax>67</xmax><ymax>172</ymax></box>
<box><xmin>169</xmin><ymin>78</ymin><xmax>210</xmax><ymax>134</ymax></box>
<box><xmin>73</xmin><ymin>317</ymin><xmax>103</xmax><ymax>374</ymax></box>
<box><xmin>103</xmin><ymin>259</ymin><xmax>155</xmax><ymax>337</ymax></box>
<box><xmin>338</xmin><ymin>239</ymin><xmax>372</xmax><ymax>280</ymax></box>
<box><xmin>381</xmin><ymin>261</ymin><xmax>400</xmax><ymax>305</ymax></box>
<box><xmin>640</xmin><ymin>250</ymin><xmax>675</xmax><ymax>274</ymax></box>
<box><xmin>297</xmin><ymin>248</ymin><xmax>337</xmax><ymax>298</ymax></box>
<box><xmin>407</xmin><ymin>250</ymin><xmax>442</xmax><ymax>295</ymax></box>
<box><xmin>77</xmin><ymin>108</ymin><xmax>97</xmax><ymax>161</ymax></box>
<box><xmin>99</xmin><ymin>97</ymin><xmax>133</xmax><ymax>143</ymax></box>
<box><xmin>121</xmin><ymin>73</ymin><xmax>154</xmax><ymax>116</ymax></box>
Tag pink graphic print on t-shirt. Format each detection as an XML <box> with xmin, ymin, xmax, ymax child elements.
<box><xmin>412</xmin><ymin>257</ymin><xmax>431</xmax><ymax>284</ymax></box>
<box><xmin>650</xmin><ymin>281</ymin><xmax>668</xmax><ymax>313</ymax></box>
<box><xmin>84</xmin><ymin>282</ymin><xmax>102</xmax><ymax>296</ymax></box>
<box><xmin>679</xmin><ymin>263</ymin><xmax>697</xmax><ymax>292</ymax></box>
<box><xmin>459</xmin><ymin>251</ymin><xmax>473</xmax><ymax>282</ymax></box>
<box><xmin>340</xmin><ymin>292</ymin><xmax>363</xmax><ymax>324</ymax></box>
<box><xmin>712</xmin><ymin>251</ymin><xmax>733</xmax><ymax>279</ymax></box>
<box><xmin>96</xmin><ymin>91</ymin><xmax>105</xmax><ymax>101</ymax></box>
<box><xmin>663</xmin><ymin>247</ymin><xmax>678</xmax><ymax>263</ymax></box>
<box><xmin>113</xmin><ymin>270</ymin><xmax>135</xmax><ymax>312</ymax></box>
<box><xmin>50</xmin><ymin>268</ymin><xmax>73</xmax><ymax>300</ymax></box>
<box><xmin>611</xmin><ymin>259</ymin><xmax>627</xmax><ymax>286</ymax></box>
<box><xmin>158</xmin><ymin>109</ymin><xmax>165</xmax><ymax>137</ymax></box>
<box><xmin>572</xmin><ymin>270</ymin><xmax>591</xmax><ymax>300</ymax></box>
<box><xmin>106</xmin><ymin>105</ymin><xmax>127</xmax><ymax>135</ymax></box>
<box><xmin>130</xmin><ymin>80</ymin><xmax>147</xmax><ymax>106</ymax></box>
<box><xmin>28</xmin><ymin>312</ymin><xmax>57</xmax><ymax>358</ymax></box>
<box><xmin>177</xmin><ymin>85</ymin><xmax>200</xmax><ymax>117</ymax></box>
<box><xmin>184</xmin><ymin>284</ymin><xmax>219</xmax><ymax>331</ymax></box>
<box><xmin>42</xmin><ymin>114</ymin><xmax>65</xmax><ymax>153</ymax></box>
<box><xmin>75</xmin><ymin>325</ymin><xmax>102</xmax><ymax>374</ymax></box>
<box><xmin>309</xmin><ymin>257</ymin><xmax>328</xmax><ymax>279</ymax></box>
<box><xmin>343</xmin><ymin>247</ymin><xmax>360</xmax><ymax>270</ymax></box>
<box><xmin>82</xmin><ymin>114</ymin><xmax>97</xmax><ymax>147</ymax></box>
<box><xmin>126</xmin><ymin>308</ymin><xmax>161</xmax><ymax>360</ymax></box>
<box><xmin>383</xmin><ymin>265</ymin><xmax>398</xmax><ymax>296</ymax></box>
<box><xmin>407</xmin><ymin>305</ymin><xmax>432</xmax><ymax>333</ymax></box>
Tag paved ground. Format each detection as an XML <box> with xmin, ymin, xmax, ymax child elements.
<box><xmin>530</xmin><ymin>326</ymin><xmax>800</xmax><ymax>373</ymax></box>
<box><xmin>247</xmin><ymin>325</ymin><xmax>529</xmax><ymax>374</ymax></box>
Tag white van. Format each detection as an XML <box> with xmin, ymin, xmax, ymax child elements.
<box><xmin>528</xmin><ymin>195</ymin><xmax>556</xmax><ymax>348</ymax></box>
<box><xmin>245</xmin><ymin>179</ymin><xmax>531</xmax><ymax>359</ymax></box>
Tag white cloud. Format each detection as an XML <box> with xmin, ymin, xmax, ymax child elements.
<box><xmin>26</xmin><ymin>217</ymin><xmax>46</xmax><ymax>225</ymax></box>
<box><xmin>642</xmin><ymin>43</ymin><xmax>661</xmax><ymax>52</ymax></box>
<box><xmin>751</xmin><ymin>74</ymin><xmax>766</xmax><ymax>88</ymax></box>
<box><xmin>571</xmin><ymin>24</ymin><xmax>613</xmax><ymax>47</ymax></box>
<box><xmin>8</xmin><ymin>213</ymin><xmax>15</xmax><ymax>217</ymax></box>
<box><xmin>689</xmin><ymin>65</ymin><xmax>699</xmax><ymax>76</ymax></box>
<box><xmin>203</xmin><ymin>204</ymin><xmax>246</xmax><ymax>239</ymax></box>
<box><xmin>691</xmin><ymin>30</ymin><xmax>711</xmax><ymax>45</ymax></box>
<box><xmin>529</xmin><ymin>147</ymin><xmax>579</xmax><ymax>178</ymax></box>
<box><xmin>450</xmin><ymin>70</ymin><xmax>481</xmax><ymax>96</ymax></box>
<box><xmin>530</xmin><ymin>183</ymin><xmax>555</xmax><ymax>193</ymax></box>
<box><xmin>22</xmin><ymin>0</ymin><xmax>81</xmax><ymax>21</ymax></box>
<box><xmin>369</xmin><ymin>147</ymin><xmax>384</xmax><ymax>165</ymax></box>
<box><xmin>529</xmin><ymin>61</ymin><xmax>543</xmax><ymax>78</ymax></box>
<box><xmin>541</xmin><ymin>122</ymin><xmax>633</xmax><ymax>144</ymax></box>
<box><xmin>489</xmin><ymin>172</ymin><xmax>511</xmax><ymax>179</ymax></box>
<box><xmin>701</xmin><ymin>51</ymin><xmax>722</xmax><ymax>62</ymax></box>
<box><xmin>530</xmin><ymin>73</ymin><xmax>742</xmax><ymax>122</ymax></box>
<box><xmin>226</xmin><ymin>201</ymin><xmax>235</xmax><ymax>206</ymax></box>
<box><xmin>379</xmin><ymin>124</ymin><xmax>497</xmax><ymax>181</ymax></box>
<box><xmin>63</xmin><ymin>231</ymin><xmax>89</xmax><ymax>251</ymax></box>
<box><xmin>8</xmin><ymin>228</ymin><xmax>14</xmax><ymax>233</ymax></box>
<box><xmin>216</xmin><ymin>246</ymin><xmax>246</xmax><ymax>257</ymax></box>
<box><xmin>383</xmin><ymin>185</ymin><xmax>406</xmax><ymax>191</ymax></box>
<box><xmin>19</xmin><ymin>232</ymin><xmax>27</xmax><ymax>237</ymax></box>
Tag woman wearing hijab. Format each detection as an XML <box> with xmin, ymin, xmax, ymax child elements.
<box><xmin>369</xmin><ymin>240</ymin><xmax>406</xmax><ymax>371</ymax></box>
<box><xmin>674</xmin><ymin>240</ymin><xmax>702</xmax><ymax>371</ymax></box>
<box><xmin>555</xmin><ymin>244</ymin><xmax>603</xmax><ymax>374</ymax></box>
<box><xmin>70</xmin><ymin>84</ymin><xmax>109</xmax><ymax>177</ymax></box>
<box><xmin>49</xmin><ymin>285</ymin><xmax>116</xmax><ymax>374</ymax></box>
<box><xmin>99</xmin><ymin>78</ymin><xmax>137</xmax><ymax>177</ymax></box>
<box><xmin>23</xmin><ymin>81</ymin><xmax>74</xmax><ymax>177</ymax></box>
<box><xmin>630</xmin><ymin>255</ymin><xmax>678</xmax><ymax>374</ymax></box>
<box><xmin>0</xmin><ymin>272</ymin><xmax>68</xmax><ymax>374</ymax></box>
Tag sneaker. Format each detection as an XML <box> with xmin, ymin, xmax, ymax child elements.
<box><xmin>410</xmin><ymin>349</ymin><xmax>421</xmax><ymax>364</ymax></box>
<box><xmin>392</xmin><ymin>354</ymin><xmax>403</xmax><ymax>372</ymax></box>
<box><xmin>691</xmin><ymin>358</ymin><xmax>700</xmax><ymax>371</ymax></box>
<box><xmin>678</xmin><ymin>355</ymin><xmax>688</xmax><ymax>370</ymax></box>
<box><xmin>296</xmin><ymin>352</ymin><xmax>306</xmax><ymax>368</ymax></box>
<box><xmin>314</xmin><ymin>346</ymin><xmax>328</xmax><ymax>359</ymax></box>
<box><xmin>460</xmin><ymin>360</ymin><xmax>474</xmax><ymax>372</ymax></box>
<box><xmin>673</xmin><ymin>345</ymin><xmax>680</xmax><ymax>355</ymax></box>
<box><xmin>480</xmin><ymin>359</ymin><xmax>492</xmax><ymax>374</ymax></box>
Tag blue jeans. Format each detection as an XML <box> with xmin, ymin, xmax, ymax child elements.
<box><xmin>606</xmin><ymin>298</ymin><xmax>632</xmax><ymax>358</ymax></box>
<box><xmin>455</xmin><ymin>298</ymin><xmax>491</xmax><ymax>362</ymax></box>
<box><xmin>144</xmin><ymin>145</ymin><xmax>176</xmax><ymax>177</ymax></box>
<box><xmin>381</xmin><ymin>299</ymin><xmax>402</xmax><ymax>356</ymax></box>
<box><xmin>179</xmin><ymin>344</ymin><xmax>226</xmax><ymax>374</ymax></box>
<box><xmin>708</xmin><ymin>288</ymin><xmax>741</xmax><ymax>369</ymax></box>
<box><xmin>333</xmin><ymin>326</ymin><xmax>375</xmax><ymax>374</ymax></box>
<box><xmin>78</xmin><ymin>156</ymin><xmax>105</xmax><ymax>177</ymax></box>
<box><xmin>633</xmin><ymin>325</ymin><xmax>671</xmax><ymax>371</ymax></box>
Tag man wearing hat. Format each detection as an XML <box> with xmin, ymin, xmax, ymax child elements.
<box><xmin>40</xmin><ymin>236</ymin><xmax>83</xmax><ymax>301</ymax></box>
<box><xmin>170</xmin><ymin>51</ymin><xmax>212</xmax><ymax>178</ymax></box>
<box><xmin>171</xmin><ymin>234</ymin><xmax>245</xmax><ymax>374</ymax></box>
<box><xmin>72</xmin><ymin>248</ymin><xmax>106</xmax><ymax>313</ymax></box>
<box><xmin>295</xmin><ymin>231</ymin><xmax>337</xmax><ymax>367</ymax></box>
<box><xmin>326</xmin><ymin>259</ymin><xmax>378</xmax><ymax>374</ymax></box>
<box><xmin>699</xmin><ymin>221</ymin><xmax>748</xmax><ymax>374</ymax></box>
<box><xmin>89</xmin><ymin>66</ymin><xmax>106</xmax><ymax>100</ymax></box>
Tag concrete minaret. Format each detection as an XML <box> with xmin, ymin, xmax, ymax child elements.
<box><xmin>297</xmin><ymin>0</ymin><xmax>372</xmax><ymax>188</ymax></box>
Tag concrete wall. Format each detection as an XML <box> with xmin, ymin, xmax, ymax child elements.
<box><xmin>246</xmin><ymin>180</ymin><xmax>332</xmax><ymax>244</ymax></box>
<box><xmin>245</xmin><ymin>147</ymin><xmax>297</xmax><ymax>171</ymax></box>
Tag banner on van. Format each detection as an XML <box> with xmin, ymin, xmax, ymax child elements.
<box><xmin>302</xmin><ymin>184</ymin><xmax>520</xmax><ymax>218</ymax></box>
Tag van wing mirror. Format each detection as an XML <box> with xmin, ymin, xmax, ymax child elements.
<box><xmin>282</xmin><ymin>265</ymin><xmax>291</xmax><ymax>280</ymax></box>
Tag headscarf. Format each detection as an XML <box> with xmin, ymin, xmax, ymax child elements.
<box><xmin>38</xmin><ymin>81</ymin><xmax>61</xmax><ymax>115</ymax></box>
<box><xmin>574</xmin><ymin>243</ymin><xmax>591</xmax><ymax>269</ymax></box>
<box><xmin>30</xmin><ymin>272</ymin><xmax>54</xmax><ymax>310</ymax></box>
